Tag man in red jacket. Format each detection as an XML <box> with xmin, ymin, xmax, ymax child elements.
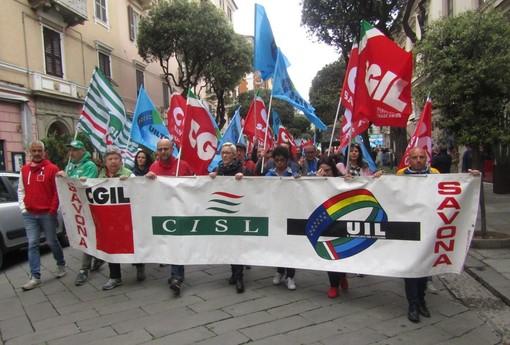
<box><xmin>146</xmin><ymin>138</ymin><xmax>194</xmax><ymax>295</ymax></box>
<box><xmin>18</xmin><ymin>140</ymin><xmax>66</xmax><ymax>290</ymax></box>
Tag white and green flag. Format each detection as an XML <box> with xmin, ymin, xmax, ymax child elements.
<box><xmin>78</xmin><ymin>67</ymin><xmax>138</xmax><ymax>168</ymax></box>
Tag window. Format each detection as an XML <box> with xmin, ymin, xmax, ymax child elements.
<box><xmin>98</xmin><ymin>51</ymin><xmax>111</xmax><ymax>78</ymax></box>
<box><xmin>162</xmin><ymin>82</ymin><xmax>170</xmax><ymax>108</ymax></box>
<box><xmin>136</xmin><ymin>69</ymin><xmax>144</xmax><ymax>94</ymax></box>
<box><xmin>95</xmin><ymin>0</ymin><xmax>108</xmax><ymax>23</ymax></box>
<box><xmin>447</xmin><ymin>0</ymin><xmax>453</xmax><ymax>16</ymax></box>
<box><xmin>128</xmin><ymin>6</ymin><xmax>140</xmax><ymax>42</ymax></box>
<box><xmin>43</xmin><ymin>27</ymin><xmax>63</xmax><ymax>78</ymax></box>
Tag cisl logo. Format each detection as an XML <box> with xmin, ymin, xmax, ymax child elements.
<box><xmin>152</xmin><ymin>192</ymin><xmax>269</xmax><ymax>236</ymax></box>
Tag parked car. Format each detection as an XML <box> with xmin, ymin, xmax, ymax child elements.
<box><xmin>0</xmin><ymin>171</ymin><xmax>68</xmax><ymax>269</ymax></box>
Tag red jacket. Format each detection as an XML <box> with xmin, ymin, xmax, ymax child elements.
<box><xmin>18</xmin><ymin>159</ymin><xmax>60</xmax><ymax>215</ymax></box>
<box><xmin>149</xmin><ymin>157</ymin><xmax>194</xmax><ymax>177</ymax></box>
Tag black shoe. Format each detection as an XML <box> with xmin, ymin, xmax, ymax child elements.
<box><xmin>419</xmin><ymin>300</ymin><xmax>431</xmax><ymax>318</ymax></box>
<box><xmin>136</xmin><ymin>266</ymin><xmax>145</xmax><ymax>281</ymax></box>
<box><xmin>235</xmin><ymin>277</ymin><xmax>245</xmax><ymax>293</ymax></box>
<box><xmin>245</xmin><ymin>265</ymin><xmax>252</xmax><ymax>270</ymax></box>
<box><xmin>407</xmin><ymin>304</ymin><xmax>420</xmax><ymax>323</ymax></box>
<box><xmin>228</xmin><ymin>274</ymin><xmax>236</xmax><ymax>285</ymax></box>
<box><xmin>169</xmin><ymin>278</ymin><xmax>181</xmax><ymax>295</ymax></box>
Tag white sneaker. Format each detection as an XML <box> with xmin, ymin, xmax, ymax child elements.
<box><xmin>22</xmin><ymin>276</ymin><xmax>41</xmax><ymax>291</ymax></box>
<box><xmin>56</xmin><ymin>266</ymin><xmax>66</xmax><ymax>278</ymax></box>
<box><xmin>286</xmin><ymin>277</ymin><xmax>296</xmax><ymax>290</ymax></box>
<box><xmin>272</xmin><ymin>272</ymin><xmax>283</xmax><ymax>285</ymax></box>
<box><xmin>426</xmin><ymin>281</ymin><xmax>439</xmax><ymax>294</ymax></box>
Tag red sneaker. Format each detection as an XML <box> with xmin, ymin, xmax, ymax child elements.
<box><xmin>327</xmin><ymin>287</ymin><xmax>338</xmax><ymax>298</ymax></box>
<box><xmin>340</xmin><ymin>276</ymin><xmax>349</xmax><ymax>290</ymax></box>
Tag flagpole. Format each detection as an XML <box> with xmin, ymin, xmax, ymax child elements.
<box><xmin>327</xmin><ymin>98</ymin><xmax>343</xmax><ymax>156</ymax></box>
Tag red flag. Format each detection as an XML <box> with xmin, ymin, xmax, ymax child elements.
<box><xmin>353</xmin><ymin>21</ymin><xmax>413</xmax><ymax>127</ymax></box>
<box><xmin>167</xmin><ymin>93</ymin><xmax>187</xmax><ymax>147</ymax></box>
<box><xmin>340</xmin><ymin>41</ymin><xmax>359</xmax><ymax>117</ymax></box>
<box><xmin>276</xmin><ymin>125</ymin><xmax>296</xmax><ymax>147</ymax></box>
<box><xmin>397</xmin><ymin>98</ymin><xmax>433</xmax><ymax>170</ymax></box>
<box><xmin>180</xmin><ymin>91</ymin><xmax>219</xmax><ymax>175</ymax></box>
<box><xmin>339</xmin><ymin>112</ymin><xmax>370</xmax><ymax>150</ymax></box>
<box><xmin>243</xmin><ymin>96</ymin><xmax>274</xmax><ymax>149</ymax></box>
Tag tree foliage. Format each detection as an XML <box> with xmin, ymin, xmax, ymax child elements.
<box><xmin>137</xmin><ymin>0</ymin><xmax>252</xmax><ymax>125</ymax></box>
<box><xmin>414</xmin><ymin>10</ymin><xmax>510</xmax><ymax>153</ymax></box>
<box><xmin>309</xmin><ymin>59</ymin><xmax>345</xmax><ymax>126</ymax></box>
<box><xmin>301</xmin><ymin>0</ymin><xmax>406</xmax><ymax>61</ymax></box>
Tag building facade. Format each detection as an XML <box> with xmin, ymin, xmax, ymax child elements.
<box><xmin>0</xmin><ymin>0</ymin><xmax>237</xmax><ymax>171</ymax></box>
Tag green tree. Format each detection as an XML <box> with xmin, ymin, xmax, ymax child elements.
<box><xmin>137</xmin><ymin>0</ymin><xmax>251</xmax><ymax>124</ymax></box>
<box><xmin>202</xmin><ymin>34</ymin><xmax>253</xmax><ymax>129</ymax></box>
<box><xmin>414</xmin><ymin>10</ymin><xmax>510</xmax><ymax>168</ymax></box>
<box><xmin>301</xmin><ymin>0</ymin><xmax>406</xmax><ymax>62</ymax></box>
<box><xmin>309</xmin><ymin>59</ymin><xmax>345</xmax><ymax>126</ymax></box>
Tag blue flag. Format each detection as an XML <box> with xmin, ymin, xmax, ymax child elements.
<box><xmin>254</xmin><ymin>4</ymin><xmax>290</xmax><ymax>80</ymax></box>
<box><xmin>221</xmin><ymin>107</ymin><xmax>245</xmax><ymax>146</ymax></box>
<box><xmin>272</xmin><ymin>110</ymin><xmax>281</xmax><ymax>139</ymax></box>
<box><xmin>354</xmin><ymin>136</ymin><xmax>376</xmax><ymax>172</ymax></box>
<box><xmin>272</xmin><ymin>49</ymin><xmax>327</xmax><ymax>130</ymax></box>
<box><xmin>130</xmin><ymin>86</ymin><xmax>171</xmax><ymax>152</ymax></box>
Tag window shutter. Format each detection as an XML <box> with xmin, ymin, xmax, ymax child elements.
<box><xmin>43</xmin><ymin>27</ymin><xmax>63</xmax><ymax>78</ymax></box>
<box><xmin>128</xmin><ymin>6</ymin><xmax>135</xmax><ymax>41</ymax></box>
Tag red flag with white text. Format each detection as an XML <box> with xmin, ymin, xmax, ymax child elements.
<box><xmin>243</xmin><ymin>96</ymin><xmax>274</xmax><ymax>149</ymax></box>
<box><xmin>397</xmin><ymin>98</ymin><xmax>433</xmax><ymax>170</ymax></box>
<box><xmin>181</xmin><ymin>91</ymin><xmax>219</xmax><ymax>175</ymax></box>
<box><xmin>167</xmin><ymin>93</ymin><xmax>187</xmax><ymax>147</ymax></box>
<box><xmin>339</xmin><ymin>112</ymin><xmax>370</xmax><ymax>150</ymax></box>
<box><xmin>353</xmin><ymin>21</ymin><xmax>413</xmax><ymax>127</ymax></box>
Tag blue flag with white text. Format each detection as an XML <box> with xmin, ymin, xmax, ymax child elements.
<box><xmin>272</xmin><ymin>49</ymin><xmax>327</xmax><ymax>130</ymax></box>
<box><xmin>130</xmin><ymin>86</ymin><xmax>171</xmax><ymax>152</ymax></box>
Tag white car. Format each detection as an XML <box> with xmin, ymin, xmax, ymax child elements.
<box><xmin>0</xmin><ymin>172</ymin><xmax>67</xmax><ymax>269</ymax></box>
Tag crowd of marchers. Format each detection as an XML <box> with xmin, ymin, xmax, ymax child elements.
<box><xmin>17</xmin><ymin>138</ymin><xmax>479</xmax><ymax>324</ymax></box>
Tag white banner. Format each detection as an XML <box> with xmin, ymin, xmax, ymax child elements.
<box><xmin>56</xmin><ymin>174</ymin><xmax>480</xmax><ymax>278</ymax></box>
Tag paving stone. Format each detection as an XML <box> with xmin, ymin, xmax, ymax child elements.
<box><xmin>287</xmin><ymin>320</ymin><xmax>350</xmax><ymax>344</ymax></box>
<box><xmin>0</xmin><ymin>297</ymin><xmax>25</xmax><ymax>322</ymax></box>
<box><xmin>207</xmin><ymin>311</ymin><xmax>275</xmax><ymax>334</ymax></box>
<box><xmin>33</xmin><ymin>309</ymin><xmax>99</xmax><ymax>331</ymax></box>
<box><xmin>0</xmin><ymin>315</ymin><xmax>33</xmax><ymax>341</ymax></box>
<box><xmin>25</xmin><ymin>301</ymin><xmax>59</xmax><ymax>323</ymax></box>
<box><xmin>190</xmin><ymin>330</ymin><xmax>250</xmax><ymax>345</ymax></box>
<box><xmin>77</xmin><ymin>307</ymin><xmax>149</xmax><ymax>332</ymax></box>
<box><xmin>46</xmin><ymin>326</ymin><xmax>117</xmax><ymax>345</ymax></box>
<box><xmin>239</xmin><ymin>315</ymin><xmax>312</xmax><ymax>340</ymax></box>
<box><xmin>4</xmin><ymin>323</ymin><xmax>78</xmax><ymax>345</ymax></box>
<box><xmin>144</xmin><ymin>326</ymin><xmax>215</xmax><ymax>345</ymax></box>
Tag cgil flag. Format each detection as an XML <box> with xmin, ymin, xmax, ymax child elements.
<box><xmin>353</xmin><ymin>21</ymin><xmax>413</xmax><ymax>127</ymax></box>
<box><xmin>78</xmin><ymin>67</ymin><xmax>137</xmax><ymax>168</ymax></box>
<box><xmin>397</xmin><ymin>98</ymin><xmax>433</xmax><ymax>170</ymax></box>
<box><xmin>167</xmin><ymin>92</ymin><xmax>187</xmax><ymax>147</ymax></box>
<box><xmin>272</xmin><ymin>48</ymin><xmax>327</xmax><ymax>130</ymax></box>
<box><xmin>243</xmin><ymin>95</ymin><xmax>274</xmax><ymax>149</ymax></box>
<box><xmin>130</xmin><ymin>86</ymin><xmax>171</xmax><ymax>152</ymax></box>
<box><xmin>180</xmin><ymin>90</ymin><xmax>219</xmax><ymax>175</ymax></box>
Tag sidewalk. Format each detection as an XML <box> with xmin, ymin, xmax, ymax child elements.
<box><xmin>464</xmin><ymin>182</ymin><xmax>510</xmax><ymax>306</ymax></box>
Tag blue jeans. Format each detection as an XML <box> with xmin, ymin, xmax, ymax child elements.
<box><xmin>23</xmin><ymin>213</ymin><xmax>65</xmax><ymax>278</ymax></box>
<box><xmin>171</xmin><ymin>265</ymin><xmax>184</xmax><ymax>281</ymax></box>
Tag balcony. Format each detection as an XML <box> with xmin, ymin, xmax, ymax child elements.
<box><xmin>29</xmin><ymin>0</ymin><xmax>88</xmax><ymax>27</ymax></box>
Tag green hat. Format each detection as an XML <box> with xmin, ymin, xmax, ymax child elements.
<box><xmin>67</xmin><ymin>140</ymin><xmax>85</xmax><ymax>149</ymax></box>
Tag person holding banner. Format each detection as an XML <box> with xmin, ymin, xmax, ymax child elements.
<box><xmin>209</xmin><ymin>142</ymin><xmax>246</xmax><ymax>293</ymax></box>
<box><xmin>56</xmin><ymin>140</ymin><xmax>103</xmax><ymax>286</ymax></box>
<box><xmin>265</xmin><ymin>145</ymin><xmax>300</xmax><ymax>290</ymax></box>
<box><xmin>97</xmin><ymin>146</ymin><xmax>135</xmax><ymax>291</ymax></box>
<box><xmin>337</xmin><ymin>143</ymin><xmax>374</xmax><ymax>177</ymax></box>
<box><xmin>299</xmin><ymin>144</ymin><xmax>319</xmax><ymax>176</ymax></box>
<box><xmin>397</xmin><ymin>147</ymin><xmax>480</xmax><ymax>323</ymax></box>
<box><xmin>146</xmin><ymin>139</ymin><xmax>194</xmax><ymax>295</ymax></box>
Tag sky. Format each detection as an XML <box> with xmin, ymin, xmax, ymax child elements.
<box><xmin>232</xmin><ymin>0</ymin><xmax>340</xmax><ymax>101</ymax></box>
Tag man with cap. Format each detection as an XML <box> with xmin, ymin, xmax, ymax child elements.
<box><xmin>57</xmin><ymin>139</ymin><xmax>102</xmax><ymax>286</ymax></box>
<box><xmin>235</xmin><ymin>143</ymin><xmax>255</xmax><ymax>175</ymax></box>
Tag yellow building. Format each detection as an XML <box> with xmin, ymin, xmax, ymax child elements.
<box><xmin>0</xmin><ymin>0</ymin><xmax>237</xmax><ymax>171</ymax></box>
